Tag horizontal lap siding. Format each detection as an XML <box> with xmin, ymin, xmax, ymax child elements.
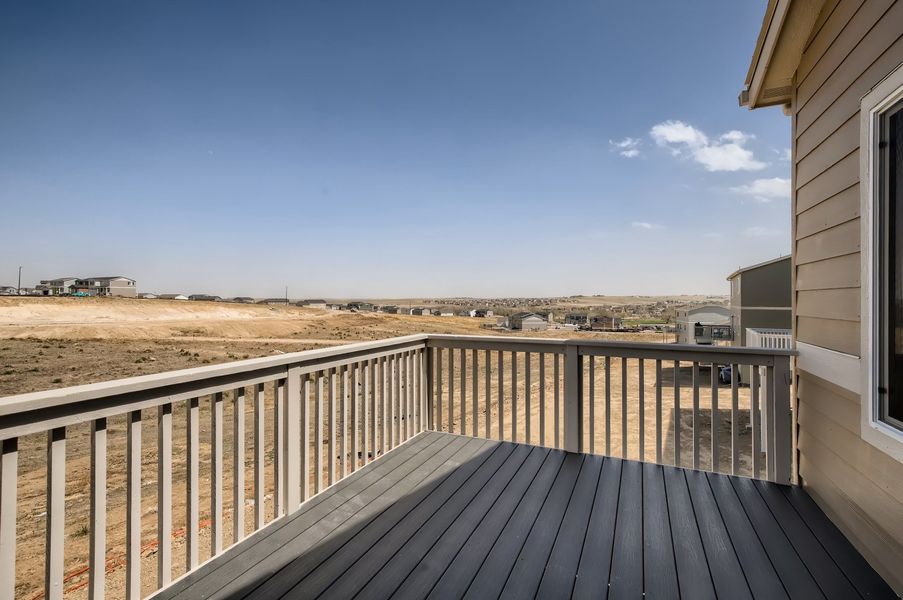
<box><xmin>792</xmin><ymin>2</ymin><xmax>903</xmax><ymax>593</ymax></box>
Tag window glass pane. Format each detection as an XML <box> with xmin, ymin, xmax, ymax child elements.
<box><xmin>891</xmin><ymin>105</ymin><xmax>903</xmax><ymax>424</ymax></box>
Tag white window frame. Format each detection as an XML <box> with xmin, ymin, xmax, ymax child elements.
<box><xmin>860</xmin><ymin>61</ymin><xmax>903</xmax><ymax>463</ymax></box>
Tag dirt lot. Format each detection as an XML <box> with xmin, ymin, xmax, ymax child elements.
<box><xmin>1</xmin><ymin>297</ymin><xmax>750</xmax><ymax>599</ymax></box>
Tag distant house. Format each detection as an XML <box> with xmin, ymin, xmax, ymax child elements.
<box><xmin>298</xmin><ymin>299</ymin><xmax>327</xmax><ymax>309</ymax></box>
<box><xmin>137</xmin><ymin>293</ymin><xmax>158</xmax><ymax>299</ymax></box>
<box><xmin>259</xmin><ymin>298</ymin><xmax>288</xmax><ymax>305</ymax></box>
<box><xmin>231</xmin><ymin>297</ymin><xmax>255</xmax><ymax>303</ymax></box>
<box><xmin>380</xmin><ymin>305</ymin><xmax>399</xmax><ymax>314</ymax></box>
<box><xmin>39</xmin><ymin>277</ymin><xmax>78</xmax><ymax>296</ymax></box>
<box><xmin>158</xmin><ymin>294</ymin><xmax>189</xmax><ymax>301</ymax></box>
<box><xmin>675</xmin><ymin>305</ymin><xmax>732</xmax><ymax>345</ymax></box>
<box><xmin>0</xmin><ymin>286</ymin><xmax>17</xmax><ymax>296</ymax></box>
<box><xmin>71</xmin><ymin>276</ymin><xmax>137</xmax><ymax>298</ymax></box>
<box><xmin>326</xmin><ymin>303</ymin><xmax>344</xmax><ymax>310</ymax></box>
<box><xmin>565</xmin><ymin>313</ymin><xmax>589</xmax><ymax>326</ymax></box>
<box><xmin>469</xmin><ymin>309</ymin><xmax>494</xmax><ymax>318</ymax></box>
<box><xmin>589</xmin><ymin>315</ymin><xmax>622</xmax><ymax>330</ymax></box>
<box><xmin>347</xmin><ymin>302</ymin><xmax>375</xmax><ymax>312</ymax></box>
<box><xmin>409</xmin><ymin>307</ymin><xmax>430</xmax><ymax>316</ymax></box>
<box><xmin>726</xmin><ymin>256</ymin><xmax>792</xmax><ymax>347</ymax></box>
<box><xmin>509</xmin><ymin>312</ymin><xmax>548</xmax><ymax>331</ymax></box>
<box><xmin>189</xmin><ymin>294</ymin><xmax>222</xmax><ymax>302</ymax></box>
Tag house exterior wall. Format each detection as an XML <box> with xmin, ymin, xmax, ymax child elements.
<box><xmin>790</xmin><ymin>0</ymin><xmax>903</xmax><ymax>590</ymax></box>
<box><xmin>729</xmin><ymin>258</ymin><xmax>792</xmax><ymax>346</ymax></box>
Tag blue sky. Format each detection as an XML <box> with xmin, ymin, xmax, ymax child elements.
<box><xmin>0</xmin><ymin>1</ymin><xmax>790</xmax><ymax>298</ymax></box>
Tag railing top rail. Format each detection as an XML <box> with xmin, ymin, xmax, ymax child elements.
<box><xmin>426</xmin><ymin>333</ymin><xmax>796</xmax><ymax>357</ymax></box>
<box><xmin>0</xmin><ymin>334</ymin><xmax>428</xmax><ymax>417</ymax></box>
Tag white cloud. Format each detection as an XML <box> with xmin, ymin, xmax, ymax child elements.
<box><xmin>631</xmin><ymin>221</ymin><xmax>664</xmax><ymax>230</ymax></box>
<box><xmin>649</xmin><ymin>120</ymin><xmax>766</xmax><ymax>172</ymax></box>
<box><xmin>730</xmin><ymin>177</ymin><xmax>791</xmax><ymax>202</ymax></box>
<box><xmin>775</xmin><ymin>148</ymin><xmax>791</xmax><ymax>161</ymax></box>
<box><xmin>609</xmin><ymin>137</ymin><xmax>642</xmax><ymax>158</ymax></box>
<box><xmin>743</xmin><ymin>226</ymin><xmax>783</xmax><ymax>237</ymax></box>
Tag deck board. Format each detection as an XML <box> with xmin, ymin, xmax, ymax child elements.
<box><xmin>155</xmin><ymin>430</ymin><xmax>896</xmax><ymax>600</ymax></box>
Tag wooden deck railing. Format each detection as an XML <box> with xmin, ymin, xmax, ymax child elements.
<box><xmin>0</xmin><ymin>334</ymin><xmax>793</xmax><ymax>600</ymax></box>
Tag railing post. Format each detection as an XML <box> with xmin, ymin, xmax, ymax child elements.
<box><xmin>767</xmin><ymin>356</ymin><xmax>793</xmax><ymax>484</ymax></box>
<box><xmin>563</xmin><ymin>342</ymin><xmax>583</xmax><ymax>453</ymax></box>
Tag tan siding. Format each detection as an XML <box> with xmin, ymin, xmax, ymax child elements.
<box><xmin>796</xmin><ymin>218</ymin><xmax>860</xmax><ymax>264</ymax></box>
<box><xmin>796</xmin><ymin>0</ymin><xmax>867</xmax><ymax>83</ymax></box>
<box><xmin>796</xmin><ymin>253</ymin><xmax>860</xmax><ymax>290</ymax></box>
<box><xmin>796</xmin><ymin>0</ymin><xmax>899</xmax><ymax>117</ymax></box>
<box><xmin>796</xmin><ymin>151</ymin><xmax>859</xmax><ymax>212</ymax></box>
<box><xmin>796</xmin><ymin>316</ymin><xmax>860</xmax><ymax>355</ymax></box>
<box><xmin>798</xmin><ymin>32</ymin><xmax>903</xmax><ymax>150</ymax></box>
<box><xmin>791</xmin><ymin>4</ymin><xmax>903</xmax><ymax>593</ymax></box>
<box><xmin>797</xmin><ymin>288</ymin><xmax>860</xmax><ymax>321</ymax></box>
<box><xmin>799</xmin><ymin>456</ymin><xmax>903</xmax><ymax>592</ymax></box>
<box><xmin>796</xmin><ymin>184</ymin><xmax>859</xmax><ymax>239</ymax></box>
<box><xmin>796</xmin><ymin>115</ymin><xmax>858</xmax><ymax>182</ymax></box>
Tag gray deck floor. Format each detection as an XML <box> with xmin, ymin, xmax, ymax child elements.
<box><xmin>157</xmin><ymin>431</ymin><xmax>895</xmax><ymax>599</ymax></box>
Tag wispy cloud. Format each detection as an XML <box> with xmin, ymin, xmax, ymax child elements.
<box><xmin>631</xmin><ymin>221</ymin><xmax>664</xmax><ymax>230</ymax></box>
<box><xmin>609</xmin><ymin>137</ymin><xmax>642</xmax><ymax>158</ymax></box>
<box><xmin>774</xmin><ymin>148</ymin><xmax>791</xmax><ymax>161</ymax></box>
<box><xmin>743</xmin><ymin>226</ymin><xmax>783</xmax><ymax>237</ymax></box>
<box><xmin>730</xmin><ymin>177</ymin><xmax>790</xmax><ymax>202</ymax></box>
<box><xmin>649</xmin><ymin>120</ymin><xmax>766</xmax><ymax>172</ymax></box>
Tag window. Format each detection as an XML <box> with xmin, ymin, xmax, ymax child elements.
<box><xmin>862</xmin><ymin>63</ymin><xmax>903</xmax><ymax>461</ymax></box>
<box><xmin>877</xmin><ymin>96</ymin><xmax>903</xmax><ymax>431</ymax></box>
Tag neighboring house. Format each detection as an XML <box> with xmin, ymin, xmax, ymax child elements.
<box><xmin>509</xmin><ymin>312</ymin><xmax>548</xmax><ymax>331</ymax></box>
<box><xmin>347</xmin><ymin>302</ymin><xmax>375</xmax><ymax>312</ymax></box>
<box><xmin>589</xmin><ymin>315</ymin><xmax>622</xmax><ymax>330</ymax></box>
<box><xmin>469</xmin><ymin>309</ymin><xmax>494</xmax><ymax>318</ymax></box>
<box><xmin>39</xmin><ymin>277</ymin><xmax>78</xmax><ymax>295</ymax></box>
<box><xmin>727</xmin><ymin>256</ymin><xmax>792</xmax><ymax>347</ymax></box>
<box><xmin>158</xmin><ymin>294</ymin><xmax>188</xmax><ymax>301</ymax></box>
<box><xmin>189</xmin><ymin>294</ymin><xmax>222</xmax><ymax>302</ymax></box>
<box><xmin>380</xmin><ymin>305</ymin><xmax>399</xmax><ymax>314</ymax></box>
<box><xmin>675</xmin><ymin>305</ymin><xmax>732</xmax><ymax>345</ymax></box>
<box><xmin>564</xmin><ymin>313</ymin><xmax>589</xmax><ymax>326</ymax></box>
<box><xmin>741</xmin><ymin>1</ymin><xmax>903</xmax><ymax>589</ymax></box>
<box><xmin>137</xmin><ymin>293</ymin><xmax>158</xmax><ymax>299</ymax></box>
<box><xmin>71</xmin><ymin>276</ymin><xmax>137</xmax><ymax>297</ymax></box>
<box><xmin>231</xmin><ymin>297</ymin><xmax>255</xmax><ymax>303</ymax></box>
<box><xmin>0</xmin><ymin>286</ymin><xmax>17</xmax><ymax>295</ymax></box>
<box><xmin>260</xmin><ymin>298</ymin><xmax>288</xmax><ymax>305</ymax></box>
<box><xmin>298</xmin><ymin>299</ymin><xmax>327</xmax><ymax>309</ymax></box>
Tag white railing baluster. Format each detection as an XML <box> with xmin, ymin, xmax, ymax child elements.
<box><xmin>655</xmin><ymin>360</ymin><xmax>663</xmax><ymax>464</ymax></box>
<box><xmin>254</xmin><ymin>383</ymin><xmax>265</xmax><ymax>529</ymax></box>
<box><xmin>395</xmin><ymin>353</ymin><xmax>401</xmax><ymax>446</ymax></box>
<box><xmin>45</xmin><ymin>428</ymin><xmax>66</xmax><ymax>600</ymax></box>
<box><xmin>621</xmin><ymin>358</ymin><xmax>628</xmax><ymax>458</ymax></box>
<box><xmin>692</xmin><ymin>362</ymin><xmax>700</xmax><ymax>470</ymax></box>
<box><xmin>512</xmin><ymin>351</ymin><xmax>518</xmax><ymax>442</ymax></box>
<box><xmin>158</xmin><ymin>403</ymin><xmax>173</xmax><ymax>586</ymax></box>
<box><xmin>588</xmin><ymin>356</ymin><xmax>595</xmax><ymax>454</ymax></box>
<box><xmin>673</xmin><ymin>360</ymin><xmax>681</xmax><ymax>467</ymax></box>
<box><xmin>300</xmin><ymin>369</ymin><xmax>311</xmax><ymax>502</ymax></box>
<box><xmin>497</xmin><ymin>351</ymin><xmax>504</xmax><ymax>440</ymax></box>
<box><xmin>211</xmin><ymin>393</ymin><xmax>223</xmax><ymax>555</ymax></box>
<box><xmin>731</xmin><ymin>363</ymin><xmax>739</xmax><ymax>476</ymax></box>
<box><xmin>0</xmin><ymin>438</ymin><xmax>18</xmax><ymax>600</ymax></box>
<box><xmin>364</xmin><ymin>360</ymin><xmax>371</xmax><ymax>465</ymax></box>
<box><xmin>381</xmin><ymin>357</ymin><xmax>388</xmax><ymax>452</ymax></box>
<box><xmin>232</xmin><ymin>389</ymin><xmax>245</xmax><ymax>544</ymax></box>
<box><xmin>751</xmin><ymin>367</ymin><xmax>762</xmax><ymax>479</ymax></box>
<box><xmin>315</xmin><ymin>373</ymin><xmax>323</xmax><ymax>493</ymax></box>
<box><xmin>484</xmin><ymin>350</ymin><xmax>491</xmax><ymax>439</ymax></box>
<box><xmin>604</xmin><ymin>357</ymin><xmax>611</xmax><ymax>455</ymax></box>
<box><xmin>186</xmin><ymin>398</ymin><xmax>199</xmax><ymax>570</ymax></box>
<box><xmin>554</xmin><ymin>354</ymin><xmax>560</xmax><ymax>448</ymax></box>
<box><xmin>352</xmin><ymin>363</ymin><xmax>359</xmax><ymax>471</ymax></box>
<box><xmin>525</xmin><ymin>351</ymin><xmax>531</xmax><ymax>445</ymax></box>
<box><xmin>638</xmin><ymin>359</ymin><xmax>645</xmax><ymax>462</ymax></box>
<box><xmin>539</xmin><ymin>354</ymin><xmax>546</xmax><ymax>446</ymax></box>
<box><xmin>274</xmin><ymin>381</ymin><xmax>284</xmax><ymax>516</ymax></box>
<box><xmin>328</xmin><ymin>369</ymin><xmax>336</xmax><ymax>486</ymax></box>
<box><xmin>447</xmin><ymin>349</ymin><xmax>454</xmax><ymax>435</ymax></box>
<box><xmin>460</xmin><ymin>349</ymin><xmax>466</xmax><ymax>439</ymax></box>
<box><xmin>126</xmin><ymin>411</ymin><xmax>141</xmax><ymax>600</ymax></box>
<box><xmin>471</xmin><ymin>349</ymin><xmax>478</xmax><ymax>438</ymax></box>
<box><xmin>711</xmin><ymin>364</ymin><xmax>719</xmax><ymax>473</ymax></box>
<box><xmin>89</xmin><ymin>419</ymin><xmax>106</xmax><ymax>600</ymax></box>
<box><xmin>435</xmin><ymin>348</ymin><xmax>443</xmax><ymax>432</ymax></box>
<box><xmin>341</xmin><ymin>365</ymin><xmax>349</xmax><ymax>477</ymax></box>
<box><xmin>370</xmin><ymin>359</ymin><xmax>377</xmax><ymax>459</ymax></box>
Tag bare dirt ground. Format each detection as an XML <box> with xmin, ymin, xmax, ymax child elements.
<box><xmin>1</xmin><ymin>297</ymin><xmax>749</xmax><ymax>599</ymax></box>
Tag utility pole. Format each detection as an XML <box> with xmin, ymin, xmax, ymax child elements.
<box><xmin>285</xmin><ymin>285</ymin><xmax>288</xmax><ymax>303</ymax></box>
<box><xmin>17</xmin><ymin>266</ymin><xmax>22</xmax><ymax>295</ymax></box>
